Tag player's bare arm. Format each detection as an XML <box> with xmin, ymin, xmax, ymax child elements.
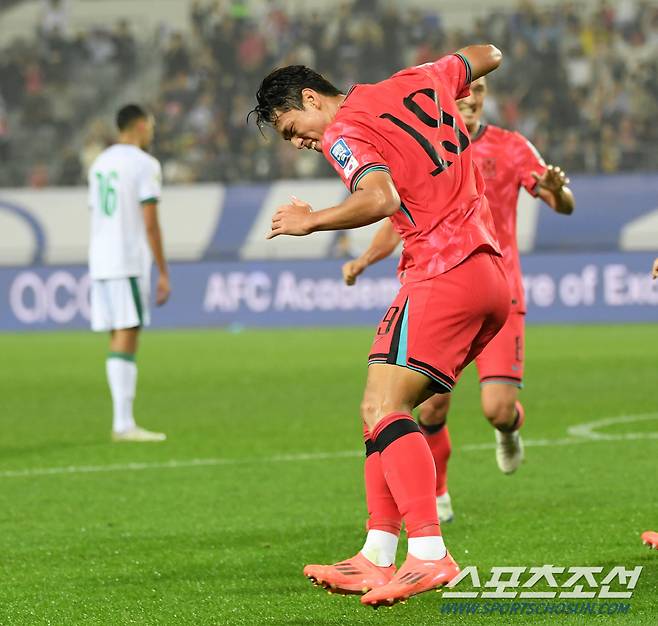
<box><xmin>142</xmin><ymin>201</ymin><xmax>171</xmax><ymax>305</ymax></box>
<box><xmin>267</xmin><ymin>170</ymin><xmax>400</xmax><ymax>239</ymax></box>
<box><xmin>532</xmin><ymin>164</ymin><xmax>575</xmax><ymax>215</ymax></box>
<box><xmin>651</xmin><ymin>258</ymin><xmax>658</xmax><ymax>279</ymax></box>
<box><xmin>456</xmin><ymin>44</ymin><xmax>502</xmax><ymax>80</ymax></box>
<box><xmin>343</xmin><ymin>220</ymin><xmax>401</xmax><ymax>285</ymax></box>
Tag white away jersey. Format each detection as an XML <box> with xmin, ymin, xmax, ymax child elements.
<box><xmin>88</xmin><ymin>144</ymin><xmax>162</xmax><ymax>279</ymax></box>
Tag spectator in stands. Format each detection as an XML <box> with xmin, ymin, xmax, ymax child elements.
<box><xmin>163</xmin><ymin>33</ymin><xmax>191</xmax><ymax>77</ymax></box>
<box><xmin>0</xmin><ymin>92</ymin><xmax>9</xmax><ymax>165</ymax></box>
<box><xmin>40</xmin><ymin>0</ymin><xmax>69</xmax><ymax>37</ymax></box>
<box><xmin>113</xmin><ymin>20</ymin><xmax>137</xmax><ymax>76</ymax></box>
<box><xmin>79</xmin><ymin>119</ymin><xmax>112</xmax><ymax>174</ymax></box>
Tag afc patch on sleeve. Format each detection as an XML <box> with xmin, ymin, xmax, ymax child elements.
<box><xmin>330</xmin><ymin>138</ymin><xmax>353</xmax><ymax>169</ymax></box>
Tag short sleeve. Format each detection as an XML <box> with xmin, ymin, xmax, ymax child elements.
<box><xmin>322</xmin><ymin>122</ymin><xmax>389</xmax><ymax>192</ymax></box>
<box><xmin>139</xmin><ymin>157</ymin><xmax>162</xmax><ymax>203</ymax></box>
<box><xmin>514</xmin><ymin>134</ymin><xmax>547</xmax><ymax>196</ymax></box>
<box><xmin>422</xmin><ymin>53</ymin><xmax>472</xmax><ymax>100</ymax></box>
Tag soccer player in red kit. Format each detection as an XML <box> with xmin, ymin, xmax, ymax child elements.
<box><xmin>251</xmin><ymin>45</ymin><xmax>508</xmax><ymax>606</ymax></box>
<box><xmin>343</xmin><ymin>77</ymin><xmax>575</xmax><ymax>521</ymax></box>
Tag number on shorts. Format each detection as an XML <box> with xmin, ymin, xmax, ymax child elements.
<box><xmin>377</xmin><ymin>306</ymin><xmax>400</xmax><ymax>336</ymax></box>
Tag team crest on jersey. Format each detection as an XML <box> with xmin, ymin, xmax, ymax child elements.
<box><xmin>481</xmin><ymin>157</ymin><xmax>497</xmax><ymax>179</ymax></box>
<box><xmin>330</xmin><ymin>138</ymin><xmax>353</xmax><ymax>168</ymax></box>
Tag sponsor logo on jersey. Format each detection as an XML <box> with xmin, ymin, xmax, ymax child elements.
<box><xmin>330</xmin><ymin>138</ymin><xmax>352</xmax><ymax>169</ymax></box>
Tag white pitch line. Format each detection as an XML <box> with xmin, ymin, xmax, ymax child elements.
<box><xmin>0</xmin><ymin>449</ymin><xmax>363</xmax><ymax>479</ymax></box>
<box><xmin>0</xmin><ymin>419</ymin><xmax>656</xmax><ymax>480</ymax></box>
<box><xmin>567</xmin><ymin>412</ymin><xmax>658</xmax><ymax>440</ymax></box>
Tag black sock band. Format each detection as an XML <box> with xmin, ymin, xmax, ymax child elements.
<box><xmin>365</xmin><ymin>438</ymin><xmax>377</xmax><ymax>457</ymax></box>
<box><xmin>497</xmin><ymin>409</ymin><xmax>520</xmax><ymax>433</ymax></box>
<box><xmin>375</xmin><ymin>418</ymin><xmax>420</xmax><ymax>453</ymax></box>
<box><xmin>418</xmin><ymin>419</ymin><xmax>446</xmax><ymax>435</ymax></box>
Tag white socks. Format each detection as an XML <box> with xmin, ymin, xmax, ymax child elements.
<box><xmin>361</xmin><ymin>531</ymin><xmax>447</xmax><ymax>566</ymax></box>
<box><xmin>408</xmin><ymin>535</ymin><xmax>447</xmax><ymax>561</ymax></box>
<box><xmin>106</xmin><ymin>355</ymin><xmax>137</xmax><ymax>433</ymax></box>
<box><xmin>361</xmin><ymin>529</ymin><xmax>399</xmax><ymax>567</ymax></box>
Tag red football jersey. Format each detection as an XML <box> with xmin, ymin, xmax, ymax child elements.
<box><xmin>322</xmin><ymin>53</ymin><xmax>500</xmax><ymax>284</ymax></box>
<box><xmin>471</xmin><ymin>124</ymin><xmax>547</xmax><ymax>312</ymax></box>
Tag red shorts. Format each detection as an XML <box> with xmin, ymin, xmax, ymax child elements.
<box><xmin>368</xmin><ymin>252</ymin><xmax>510</xmax><ymax>393</ymax></box>
<box><xmin>475</xmin><ymin>310</ymin><xmax>525</xmax><ymax>387</ymax></box>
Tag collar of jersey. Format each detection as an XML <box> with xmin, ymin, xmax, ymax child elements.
<box><xmin>471</xmin><ymin>123</ymin><xmax>488</xmax><ymax>143</ymax></box>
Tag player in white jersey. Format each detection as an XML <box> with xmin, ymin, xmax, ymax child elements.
<box><xmin>88</xmin><ymin>104</ymin><xmax>170</xmax><ymax>442</ymax></box>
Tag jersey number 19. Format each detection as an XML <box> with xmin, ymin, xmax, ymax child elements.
<box><xmin>380</xmin><ymin>88</ymin><xmax>470</xmax><ymax>176</ymax></box>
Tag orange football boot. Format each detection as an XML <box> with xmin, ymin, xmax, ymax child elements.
<box><xmin>361</xmin><ymin>551</ymin><xmax>459</xmax><ymax>607</ymax></box>
<box><xmin>641</xmin><ymin>531</ymin><xmax>658</xmax><ymax>549</ymax></box>
<box><xmin>304</xmin><ymin>552</ymin><xmax>396</xmax><ymax>595</ymax></box>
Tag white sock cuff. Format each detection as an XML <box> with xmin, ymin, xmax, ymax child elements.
<box><xmin>407</xmin><ymin>535</ymin><xmax>447</xmax><ymax>561</ymax></box>
<box><xmin>361</xmin><ymin>529</ymin><xmax>399</xmax><ymax>567</ymax></box>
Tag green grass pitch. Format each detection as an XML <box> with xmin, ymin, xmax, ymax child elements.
<box><xmin>0</xmin><ymin>324</ymin><xmax>657</xmax><ymax>625</ymax></box>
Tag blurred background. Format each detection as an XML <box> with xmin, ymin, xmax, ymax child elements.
<box><xmin>2</xmin><ymin>0</ymin><xmax>658</xmax><ymax>186</ymax></box>
<box><xmin>1</xmin><ymin>0</ymin><xmax>658</xmax><ymax>329</ymax></box>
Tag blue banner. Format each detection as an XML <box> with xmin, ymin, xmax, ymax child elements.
<box><xmin>1</xmin><ymin>253</ymin><xmax>657</xmax><ymax>332</ymax></box>
<box><xmin>3</xmin><ymin>174</ymin><xmax>658</xmax><ymax>268</ymax></box>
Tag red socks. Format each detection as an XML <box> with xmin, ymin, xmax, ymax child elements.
<box><xmin>419</xmin><ymin>421</ymin><xmax>451</xmax><ymax>497</ymax></box>
<box><xmin>371</xmin><ymin>412</ymin><xmax>440</xmax><ymax>538</ymax></box>
<box><xmin>363</xmin><ymin>422</ymin><xmax>401</xmax><ymax>534</ymax></box>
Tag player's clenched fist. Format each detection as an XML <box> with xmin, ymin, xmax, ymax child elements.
<box><xmin>267</xmin><ymin>196</ymin><xmax>314</xmax><ymax>239</ymax></box>
<box><xmin>651</xmin><ymin>258</ymin><xmax>658</xmax><ymax>280</ymax></box>
<box><xmin>342</xmin><ymin>258</ymin><xmax>367</xmax><ymax>286</ymax></box>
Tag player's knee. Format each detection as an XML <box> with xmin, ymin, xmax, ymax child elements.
<box><xmin>361</xmin><ymin>398</ymin><xmax>411</xmax><ymax>431</ymax></box>
<box><xmin>418</xmin><ymin>394</ymin><xmax>450</xmax><ymax>426</ymax></box>
<box><xmin>482</xmin><ymin>398</ymin><xmax>517</xmax><ymax>429</ymax></box>
<box><xmin>360</xmin><ymin>397</ymin><xmax>379</xmax><ymax>428</ymax></box>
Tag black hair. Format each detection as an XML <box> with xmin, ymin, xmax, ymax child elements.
<box><xmin>249</xmin><ymin>65</ymin><xmax>341</xmax><ymax>129</ymax></box>
<box><xmin>116</xmin><ymin>104</ymin><xmax>148</xmax><ymax>131</ymax></box>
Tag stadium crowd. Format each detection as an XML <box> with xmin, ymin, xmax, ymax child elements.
<box><xmin>1</xmin><ymin>0</ymin><xmax>658</xmax><ymax>186</ymax></box>
<box><xmin>0</xmin><ymin>0</ymin><xmax>139</xmax><ymax>186</ymax></box>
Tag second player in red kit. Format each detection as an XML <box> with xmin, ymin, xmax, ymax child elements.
<box><xmin>252</xmin><ymin>45</ymin><xmax>508</xmax><ymax>607</ymax></box>
<box><xmin>466</xmin><ymin>122</ymin><xmax>546</xmax><ymax>386</ymax></box>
